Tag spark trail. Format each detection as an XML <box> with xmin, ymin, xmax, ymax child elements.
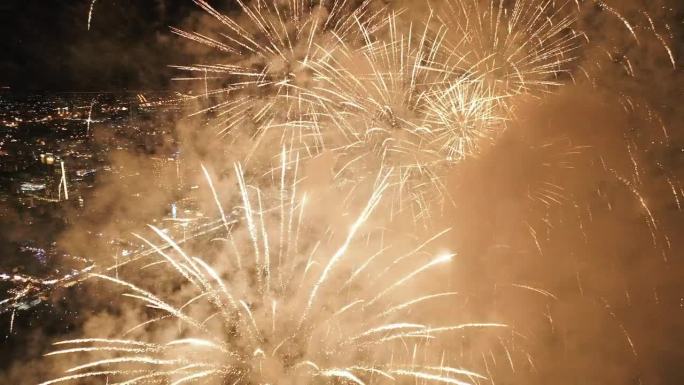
<box><xmin>87</xmin><ymin>0</ymin><xmax>97</xmax><ymax>31</ymax></box>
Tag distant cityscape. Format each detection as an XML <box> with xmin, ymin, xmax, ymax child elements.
<box><xmin>0</xmin><ymin>90</ymin><xmax>219</xmax><ymax>319</ymax></box>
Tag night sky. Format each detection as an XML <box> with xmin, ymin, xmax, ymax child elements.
<box><xmin>0</xmin><ymin>1</ymin><xmax>201</xmax><ymax>92</ymax></box>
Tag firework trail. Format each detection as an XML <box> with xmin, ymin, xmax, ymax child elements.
<box><xmin>42</xmin><ymin>155</ymin><xmax>507</xmax><ymax>385</ymax></box>
<box><xmin>87</xmin><ymin>0</ymin><xmax>97</xmax><ymax>31</ymax></box>
<box><xmin>85</xmin><ymin>99</ymin><xmax>96</xmax><ymax>136</ymax></box>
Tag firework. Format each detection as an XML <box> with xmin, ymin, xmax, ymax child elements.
<box><xmin>186</xmin><ymin>8</ymin><xmax>511</xmax><ymax>223</ymax></box>
<box><xmin>42</xmin><ymin>155</ymin><xmax>506</xmax><ymax>385</ymax></box>
<box><xmin>171</xmin><ymin>0</ymin><xmax>389</xmax><ymax>148</ymax></box>
<box><xmin>169</xmin><ymin>1</ymin><xmax>586</xmax><ymax>222</ymax></box>
<box><xmin>433</xmin><ymin>0</ymin><xmax>581</xmax><ymax>96</ymax></box>
<box><xmin>289</xmin><ymin>11</ymin><xmax>509</xmax><ymax>223</ymax></box>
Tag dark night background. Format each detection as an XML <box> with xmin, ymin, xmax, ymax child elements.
<box><xmin>0</xmin><ymin>1</ymin><xmax>201</xmax><ymax>92</ymax></box>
